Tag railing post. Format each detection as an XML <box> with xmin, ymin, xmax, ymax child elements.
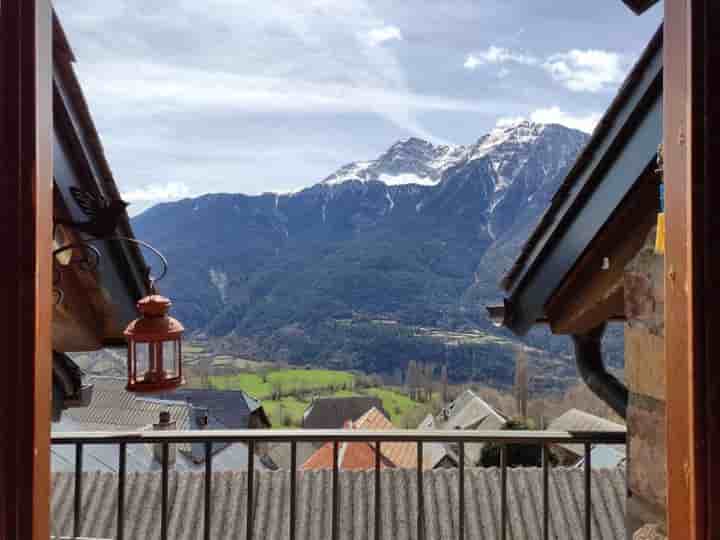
<box><xmin>247</xmin><ymin>440</ymin><xmax>255</xmax><ymax>540</ymax></box>
<box><xmin>458</xmin><ymin>442</ymin><xmax>465</xmax><ymax>540</ymax></box>
<box><xmin>74</xmin><ymin>443</ymin><xmax>83</xmax><ymax>539</ymax></box>
<box><xmin>290</xmin><ymin>441</ymin><xmax>297</xmax><ymax>540</ymax></box>
<box><xmin>204</xmin><ymin>441</ymin><xmax>212</xmax><ymax>540</ymax></box>
<box><xmin>332</xmin><ymin>440</ymin><xmax>339</xmax><ymax>540</ymax></box>
<box><xmin>417</xmin><ymin>441</ymin><xmax>424</xmax><ymax>540</ymax></box>
<box><xmin>117</xmin><ymin>442</ymin><xmax>126</xmax><ymax>540</ymax></box>
<box><xmin>375</xmin><ymin>441</ymin><xmax>381</xmax><ymax>540</ymax></box>
<box><xmin>542</xmin><ymin>443</ymin><xmax>549</xmax><ymax>540</ymax></box>
<box><xmin>500</xmin><ymin>444</ymin><xmax>508</xmax><ymax>540</ymax></box>
<box><xmin>584</xmin><ymin>443</ymin><xmax>592</xmax><ymax>540</ymax></box>
<box><xmin>161</xmin><ymin>442</ymin><xmax>169</xmax><ymax>540</ymax></box>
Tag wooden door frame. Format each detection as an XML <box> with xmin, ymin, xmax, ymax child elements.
<box><xmin>0</xmin><ymin>1</ymin><xmax>53</xmax><ymax>539</ymax></box>
<box><xmin>664</xmin><ymin>1</ymin><xmax>720</xmax><ymax>538</ymax></box>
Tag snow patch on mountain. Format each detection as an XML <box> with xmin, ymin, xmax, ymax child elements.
<box><xmin>378</xmin><ymin>172</ymin><xmax>433</xmax><ymax>186</ymax></box>
<box><xmin>209</xmin><ymin>268</ymin><xmax>229</xmax><ymax>303</ymax></box>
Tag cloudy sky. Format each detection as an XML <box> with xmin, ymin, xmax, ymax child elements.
<box><xmin>54</xmin><ymin>0</ymin><xmax>662</xmax><ymax>215</ymax></box>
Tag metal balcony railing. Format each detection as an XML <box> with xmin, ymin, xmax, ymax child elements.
<box><xmin>51</xmin><ymin>429</ymin><xmax>626</xmax><ymax>540</ymax></box>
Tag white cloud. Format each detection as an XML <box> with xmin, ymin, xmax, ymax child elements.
<box><xmin>363</xmin><ymin>25</ymin><xmax>403</xmax><ymax>47</ymax></box>
<box><xmin>495</xmin><ymin>116</ymin><xmax>526</xmax><ymax>128</ymax></box>
<box><xmin>463</xmin><ymin>55</ymin><xmax>482</xmax><ymax>70</ymax></box>
<box><xmin>464</xmin><ymin>45</ymin><xmax>625</xmax><ymax>94</ymax></box>
<box><xmin>81</xmin><ymin>62</ymin><xmax>506</xmax><ymax>117</ymax></box>
<box><xmin>543</xmin><ymin>49</ymin><xmax>625</xmax><ymax>92</ymax></box>
<box><xmin>122</xmin><ymin>181</ymin><xmax>191</xmax><ymax>202</ymax></box>
<box><xmin>464</xmin><ymin>46</ymin><xmax>537</xmax><ymax>70</ymax></box>
<box><xmin>529</xmin><ymin>106</ymin><xmax>601</xmax><ymax>133</ymax></box>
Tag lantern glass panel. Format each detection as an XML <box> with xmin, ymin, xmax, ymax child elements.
<box><xmin>134</xmin><ymin>342</ymin><xmax>150</xmax><ymax>381</ymax></box>
<box><xmin>163</xmin><ymin>340</ymin><xmax>179</xmax><ymax>376</ymax></box>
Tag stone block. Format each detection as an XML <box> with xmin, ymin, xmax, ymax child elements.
<box><xmin>628</xmin><ymin>393</ymin><xmax>667</xmax><ymax>509</ymax></box>
<box><xmin>625</xmin><ymin>326</ymin><xmax>665</xmax><ymax>401</ymax></box>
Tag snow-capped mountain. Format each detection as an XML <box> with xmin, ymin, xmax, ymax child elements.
<box><xmin>322</xmin><ymin>121</ymin><xmax>577</xmax><ymax>191</ymax></box>
<box><xmin>322</xmin><ymin>137</ymin><xmax>466</xmax><ymax>187</ymax></box>
<box><xmin>132</xmin><ymin>121</ymin><xmax>589</xmax><ymax>342</ymax></box>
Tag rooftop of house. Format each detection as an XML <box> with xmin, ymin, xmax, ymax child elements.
<box><xmin>548</xmin><ymin>409</ymin><xmax>626</xmax><ymax>456</ymax></box>
<box><xmin>437</xmin><ymin>389</ymin><xmax>507</xmax><ymax>431</ymax></box>
<box><xmin>302</xmin><ymin>395</ymin><xmax>386</xmax><ymax>429</ymax></box>
<box><xmin>422</xmin><ymin>389</ymin><xmax>507</xmax><ymax>467</ymax></box>
<box><xmin>302</xmin><ymin>407</ymin><xmax>417</xmax><ymax>470</ymax></box>
<box><xmin>53</xmin><ymin>377</ymin><xmax>271</xmax><ymax>471</ymax></box>
<box><xmin>151</xmin><ymin>387</ymin><xmax>270</xmax><ymax>429</ymax></box>
<box><xmin>51</xmin><ymin>468</ymin><xmax>627</xmax><ymax>539</ymax></box>
<box><xmin>418</xmin><ymin>414</ymin><xmax>459</xmax><ymax>470</ymax></box>
<box><xmin>51</xmin><ymin>416</ymin><xmax>268</xmax><ymax>474</ymax></box>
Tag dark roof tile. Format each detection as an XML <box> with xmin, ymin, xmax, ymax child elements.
<box><xmin>302</xmin><ymin>396</ymin><xmax>385</xmax><ymax>429</ymax></box>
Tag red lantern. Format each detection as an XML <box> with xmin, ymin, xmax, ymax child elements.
<box><xmin>124</xmin><ymin>294</ymin><xmax>185</xmax><ymax>392</ymax></box>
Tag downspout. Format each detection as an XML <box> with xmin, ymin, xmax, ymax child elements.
<box><xmin>571</xmin><ymin>323</ymin><xmax>628</xmax><ymax>419</ymax></box>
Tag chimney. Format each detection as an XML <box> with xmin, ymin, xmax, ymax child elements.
<box><xmin>191</xmin><ymin>406</ymin><xmax>210</xmax><ymax>463</ymax></box>
<box><xmin>153</xmin><ymin>411</ymin><xmax>176</xmax><ymax>466</ymax></box>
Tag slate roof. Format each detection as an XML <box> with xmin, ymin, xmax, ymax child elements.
<box><xmin>302</xmin><ymin>407</ymin><xmax>417</xmax><ymax>470</ymax></box>
<box><xmin>302</xmin><ymin>396</ymin><xmax>385</xmax><ymax>429</ymax></box>
<box><xmin>547</xmin><ymin>409</ymin><xmax>626</xmax><ymax>457</ymax></box>
<box><xmin>63</xmin><ymin>377</ymin><xmax>192</xmax><ymax>430</ymax></box>
<box><xmin>51</xmin><ymin>417</ymin><xmax>265</xmax><ymax>474</ymax></box>
<box><xmin>430</xmin><ymin>390</ymin><xmax>508</xmax><ymax>466</ymax></box>
<box><xmin>50</xmin><ymin>468</ymin><xmax>626</xmax><ymax>540</ymax></box>
<box><xmin>418</xmin><ymin>414</ymin><xmax>459</xmax><ymax>470</ymax></box>
<box><xmin>153</xmin><ymin>388</ymin><xmax>270</xmax><ymax>429</ymax></box>
<box><xmin>54</xmin><ymin>377</ymin><xmax>265</xmax><ymax>472</ymax></box>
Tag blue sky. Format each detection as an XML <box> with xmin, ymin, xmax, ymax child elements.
<box><xmin>55</xmin><ymin>0</ymin><xmax>662</xmax><ymax>215</ymax></box>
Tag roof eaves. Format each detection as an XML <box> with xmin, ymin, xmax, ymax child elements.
<box><xmin>496</xmin><ymin>26</ymin><xmax>663</xmax><ymax>335</ymax></box>
<box><xmin>501</xmin><ymin>26</ymin><xmax>662</xmax><ymax>294</ymax></box>
<box><xmin>52</xmin><ymin>13</ymin><xmax>149</xmax><ymax>309</ymax></box>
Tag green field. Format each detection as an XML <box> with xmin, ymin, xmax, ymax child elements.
<box><xmin>259</xmin><ymin>387</ymin><xmax>420</xmax><ymax>428</ymax></box>
<box><xmin>262</xmin><ymin>396</ymin><xmax>310</xmax><ymax>427</ymax></box>
<box><xmin>208</xmin><ymin>369</ymin><xmax>354</xmax><ymax>399</ymax></box>
<box><xmin>201</xmin><ymin>366</ymin><xmax>425</xmax><ymax>428</ymax></box>
<box><xmin>365</xmin><ymin>387</ymin><xmax>418</xmax><ymax>422</ymax></box>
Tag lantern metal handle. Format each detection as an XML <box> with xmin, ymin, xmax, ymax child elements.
<box><xmin>105</xmin><ymin>236</ymin><xmax>169</xmax><ymax>284</ymax></box>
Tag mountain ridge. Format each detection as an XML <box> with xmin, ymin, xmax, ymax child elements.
<box><xmin>131</xmin><ymin>121</ymin><xmax>606</xmax><ymax>390</ymax></box>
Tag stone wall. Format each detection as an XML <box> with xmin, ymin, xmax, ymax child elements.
<box><xmin>623</xmin><ymin>227</ymin><xmax>666</xmax><ymax>539</ymax></box>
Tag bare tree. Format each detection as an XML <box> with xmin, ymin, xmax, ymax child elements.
<box><xmin>423</xmin><ymin>363</ymin><xmax>435</xmax><ymax>403</ymax></box>
<box><xmin>440</xmin><ymin>364</ymin><xmax>449</xmax><ymax>404</ymax></box>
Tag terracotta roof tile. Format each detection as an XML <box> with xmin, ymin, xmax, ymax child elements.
<box><xmin>301</xmin><ymin>407</ymin><xmax>417</xmax><ymax>470</ymax></box>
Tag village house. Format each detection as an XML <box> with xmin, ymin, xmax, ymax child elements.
<box><xmin>546</xmin><ymin>409</ymin><xmax>627</xmax><ymax>468</ymax></box>
<box><xmin>302</xmin><ymin>407</ymin><xmax>416</xmax><ymax>471</ymax></box>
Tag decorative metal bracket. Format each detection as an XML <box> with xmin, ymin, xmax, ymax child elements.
<box><xmin>52</xmin><ymin>236</ymin><xmax>169</xmax><ymax>305</ymax></box>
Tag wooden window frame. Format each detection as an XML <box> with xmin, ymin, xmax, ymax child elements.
<box><xmin>664</xmin><ymin>1</ymin><xmax>720</xmax><ymax>538</ymax></box>
<box><xmin>0</xmin><ymin>1</ymin><xmax>53</xmax><ymax>539</ymax></box>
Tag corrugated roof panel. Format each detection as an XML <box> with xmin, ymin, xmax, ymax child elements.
<box><xmin>50</xmin><ymin>468</ymin><xmax>625</xmax><ymax>539</ymax></box>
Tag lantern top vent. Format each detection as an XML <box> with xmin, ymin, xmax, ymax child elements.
<box><xmin>124</xmin><ymin>294</ymin><xmax>184</xmax><ymax>341</ymax></box>
<box><xmin>138</xmin><ymin>294</ymin><xmax>171</xmax><ymax>317</ymax></box>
